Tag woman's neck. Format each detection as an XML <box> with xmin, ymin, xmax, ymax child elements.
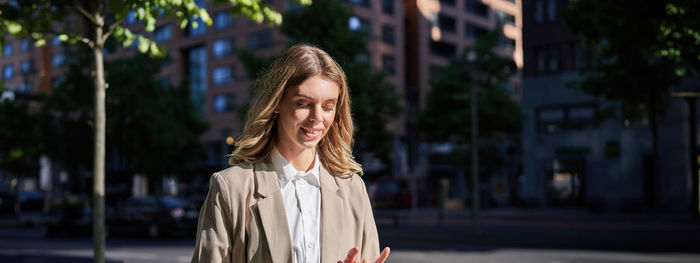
<box><xmin>277</xmin><ymin>146</ymin><xmax>316</xmax><ymax>172</ymax></box>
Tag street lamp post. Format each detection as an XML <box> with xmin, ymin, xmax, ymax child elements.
<box><xmin>466</xmin><ymin>50</ymin><xmax>481</xmax><ymax>234</ymax></box>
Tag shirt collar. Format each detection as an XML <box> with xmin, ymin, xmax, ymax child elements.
<box><xmin>271</xmin><ymin>147</ymin><xmax>321</xmax><ymax>188</ymax></box>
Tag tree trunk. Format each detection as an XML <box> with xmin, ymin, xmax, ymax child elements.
<box><xmin>648</xmin><ymin>101</ymin><xmax>661</xmax><ymax>209</ymax></box>
<box><xmin>92</xmin><ymin>12</ymin><xmax>106</xmax><ymax>263</ymax></box>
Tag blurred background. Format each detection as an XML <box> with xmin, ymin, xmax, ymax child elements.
<box><xmin>1</xmin><ymin>0</ymin><xmax>699</xmax><ymax>262</ymax></box>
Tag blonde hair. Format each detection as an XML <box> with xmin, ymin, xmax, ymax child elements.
<box><xmin>228</xmin><ymin>43</ymin><xmax>362</xmax><ymax>176</ymax></box>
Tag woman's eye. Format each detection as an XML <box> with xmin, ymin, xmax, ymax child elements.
<box><xmin>296</xmin><ymin>102</ymin><xmax>310</xmax><ymax>108</ymax></box>
<box><xmin>323</xmin><ymin>106</ymin><xmax>335</xmax><ymax>111</ymax></box>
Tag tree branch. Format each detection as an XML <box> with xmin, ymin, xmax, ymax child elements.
<box><xmin>101</xmin><ymin>18</ymin><xmax>124</xmax><ymax>43</ymax></box>
<box><xmin>74</xmin><ymin>4</ymin><xmax>99</xmax><ymax>25</ymax></box>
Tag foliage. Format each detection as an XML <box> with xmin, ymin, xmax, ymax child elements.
<box><xmin>419</xmin><ymin>31</ymin><xmax>521</xmax><ymax>143</ymax></box>
<box><xmin>562</xmin><ymin>0</ymin><xmax>700</xmax><ymax>121</ymax></box>
<box><xmin>105</xmin><ymin>54</ymin><xmax>209</xmax><ymax>176</ymax></box>
<box><xmin>237</xmin><ymin>0</ymin><xmax>401</xmax><ymax>158</ymax></box>
<box><xmin>0</xmin><ymin>96</ymin><xmax>41</xmax><ymax>177</ymax></box>
<box><xmin>41</xmin><ymin>48</ymin><xmax>209</xmax><ymax>177</ymax></box>
<box><xmin>0</xmin><ymin>0</ymin><xmax>302</xmax><ymax>55</ymax></box>
<box><xmin>561</xmin><ymin>0</ymin><xmax>700</xmax><ymax>205</ymax></box>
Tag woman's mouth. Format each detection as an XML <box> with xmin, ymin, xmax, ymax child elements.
<box><xmin>301</xmin><ymin>127</ymin><xmax>321</xmax><ymax>139</ymax></box>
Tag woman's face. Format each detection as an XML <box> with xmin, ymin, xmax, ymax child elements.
<box><xmin>276</xmin><ymin>75</ymin><xmax>340</xmax><ymax>155</ymax></box>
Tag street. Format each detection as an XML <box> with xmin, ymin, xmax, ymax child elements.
<box><xmin>1</xmin><ymin>209</ymin><xmax>699</xmax><ymax>263</ymax></box>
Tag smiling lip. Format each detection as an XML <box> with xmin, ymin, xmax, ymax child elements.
<box><xmin>300</xmin><ymin>127</ymin><xmax>322</xmax><ymax>139</ymax></box>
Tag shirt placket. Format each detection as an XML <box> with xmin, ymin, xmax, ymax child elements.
<box><xmin>293</xmin><ymin>172</ymin><xmax>311</xmax><ymax>262</ymax></box>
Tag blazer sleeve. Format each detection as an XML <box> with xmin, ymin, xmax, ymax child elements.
<box><xmin>359</xmin><ymin>177</ymin><xmax>381</xmax><ymax>261</ymax></box>
<box><xmin>191</xmin><ymin>173</ymin><xmax>234</xmax><ymax>263</ymax></box>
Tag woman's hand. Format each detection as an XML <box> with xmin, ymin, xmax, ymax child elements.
<box><xmin>337</xmin><ymin>247</ymin><xmax>390</xmax><ymax>263</ymax></box>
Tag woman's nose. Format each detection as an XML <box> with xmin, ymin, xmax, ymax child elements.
<box><xmin>309</xmin><ymin>105</ymin><xmax>322</xmax><ymax>123</ymax></box>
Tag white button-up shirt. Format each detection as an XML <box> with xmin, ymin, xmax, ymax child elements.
<box><xmin>271</xmin><ymin>148</ymin><xmax>321</xmax><ymax>263</ymax></box>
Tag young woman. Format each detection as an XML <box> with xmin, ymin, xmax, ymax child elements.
<box><xmin>191</xmin><ymin>44</ymin><xmax>390</xmax><ymax>263</ymax></box>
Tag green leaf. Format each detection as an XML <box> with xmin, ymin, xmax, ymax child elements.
<box><xmin>198</xmin><ymin>9</ymin><xmax>212</xmax><ymax>26</ymax></box>
<box><xmin>34</xmin><ymin>39</ymin><xmax>46</xmax><ymax>47</ymax></box>
<box><xmin>137</xmin><ymin>36</ymin><xmax>149</xmax><ymax>53</ymax></box>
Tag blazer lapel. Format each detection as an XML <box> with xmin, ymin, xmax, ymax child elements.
<box><xmin>320</xmin><ymin>166</ymin><xmax>345</xmax><ymax>263</ymax></box>
<box><xmin>254</xmin><ymin>160</ymin><xmax>293</xmax><ymax>263</ymax></box>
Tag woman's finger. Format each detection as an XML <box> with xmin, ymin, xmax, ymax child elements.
<box><xmin>374</xmin><ymin>247</ymin><xmax>391</xmax><ymax>263</ymax></box>
<box><xmin>343</xmin><ymin>247</ymin><xmax>359</xmax><ymax>263</ymax></box>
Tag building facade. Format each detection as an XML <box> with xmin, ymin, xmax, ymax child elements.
<box><xmin>521</xmin><ymin>0</ymin><xmax>693</xmax><ymax>211</ymax></box>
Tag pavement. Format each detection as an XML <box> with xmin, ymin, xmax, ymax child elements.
<box><xmin>1</xmin><ymin>208</ymin><xmax>699</xmax><ymax>262</ymax></box>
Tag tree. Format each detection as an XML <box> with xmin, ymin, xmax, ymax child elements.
<box><xmin>0</xmin><ymin>94</ymin><xmax>42</xmax><ymax>214</ymax></box>
<box><xmin>562</xmin><ymin>0</ymin><xmax>700</xmax><ymax>207</ymax></box>
<box><xmin>0</xmin><ymin>1</ymin><xmax>305</xmax><ymax>261</ymax></box>
<box><xmin>41</xmin><ymin>49</ymin><xmax>209</xmax><ymax>180</ymax></box>
<box><xmin>418</xmin><ymin>31</ymin><xmax>521</xmax><ymax>172</ymax></box>
<box><xmin>238</xmin><ymin>0</ymin><xmax>401</xmax><ymax>163</ymax></box>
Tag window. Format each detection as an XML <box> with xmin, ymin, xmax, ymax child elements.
<box><xmin>153</xmin><ymin>25</ymin><xmax>171</xmax><ymax>42</ymax></box>
<box><xmin>499</xmin><ymin>32</ymin><xmax>515</xmax><ymax>49</ymax></box>
<box><xmin>465</xmin><ymin>0</ymin><xmax>489</xmax><ymax>17</ymax></box>
<box><xmin>344</xmin><ymin>0</ymin><xmax>370</xmax><ymax>8</ymax></box>
<box><xmin>51</xmin><ymin>76</ymin><xmax>65</xmax><ymax>88</ymax></box>
<box><xmin>187</xmin><ymin>0</ymin><xmax>207</xmax><ymax>36</ymax></box>
<box><xmin>52</xmin><ymin>35</ymin><xmax>61</xmax><ymax>46</ymax></box>
<box><xmin>213</xmin><ymin>38</ymin><xmax>235</xmax><ymax>57</ymax></box>
<box><xmin>20</xmin><ymin>59</ymin><xmax>33</xmax><ymax>74</ymax></box>
<box><xmin>52</xmin><ymin>53</ymin><xmax>65</xmax><ymax>68</ymax></box>
<box><xmin>213</xmin><ymin>66</ymin><xmax>235</xmax><ymax>85</ymax></box>
<box><xmin>19</xmin><ymin>81</ymin><xmax>33</xmax><ymax>93</ymax></box>
<box><xmin>465</xmin><ymin>22</ymin><xmax>487</xmax><ymax>40</ymax></box>
<box><xmin>536</xmin><ymin>104</ymin><xmax>597</xmax><ymax>133</ymax></box>
<box><xmin>287</xmin><ymin>0</ymin><xmax>305</xmax><ymax>11</ymax></box>
<box><xmin>548</xmin><ymin>46</ymin><xmax>559</xmax><ymax>72</ymax></box>
<box><xmin>187</xmin><ymin>46</ymin><xmax>207</xmax><ymax>112</ymax></box>
<box><xmin>214</xmin><ymin>10</ymin><xmax>235</xmax><ymax>29</ymax></box>
<box><xmin>496</xmin><ymin>11</ymin><xmax>515</xmax><ymax>26</ymax></box>
<box><xmin>213</xmin><ymin>93</ymin><xmax>236</xmax><ymax>112</ymax></box>
<box><xmin>535</xmin><ymin>0</ymin><xmax>545</xmax><ymax>23</ymax></box>
<box><xmin>2</xmin><ymin>64</ymin><xmax>14</xmax><ymax>79</ymax></box>
<box><xmin>381</xmin><ymin>25</ymin><xmax>395</xmax><ymax>45</ymax></box>
<box><xmin>382</xmin><ymin>55</ymin><xmax>395</xmax><ymax>75</ymax></box>
<box><xmin>438</xmin><ymin>14</ymin><xmax>456</xmax><ymax>33</ymax></box>
<box><xmin>354</xmin><ymin>51</ymin><xmax>370</xmax><ymax>64</ymax></box>
<box><xmin>381</xmin><ymin>0</ymin><xmax>394</xmax><ymax>14</ymax></box>
<box><xmin>440</xmin><ymin>0</ymin><xmax>456</xmax><ymax>6</ymax></box>
<box><xmin>547</xmin><ymin>0</ymin><xmax>557</xmax><ymax>22</ymax></box>
<box><xmin>535</xmin><ymin>47</ymin><xmax>546</xmax><ymax>73</ymax></box>
<box><xmin>126</xmin><ymin>10</ymin><xmax>138</xmax><ymax>24</ymax></box>
<box><xmin>430</xmin><ymin>40</ymin><xmax>456</xmax><ymax>58</ymax></box>
<box><xmin>2</xmin><ymin>42</ymin><xmax>12</xmax><ymax>57</ymax></box>
<box><xmin>20</xmin><ymin>38</ymin><xmax>30</xmax><ymax>52</ymax></box>
<box><xmin>348</xmin><ymin>16</ymin><xmax>370</xmax><ymax>37</ymax></box>
<box><xmin>247</xmin><ymin>30</ymin><xmax>273</xmax><ymax>50</ymax></box>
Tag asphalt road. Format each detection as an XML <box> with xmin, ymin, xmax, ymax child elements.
<box><xmin>1</xmin><ymin>209</ymin><xmax>699</xmax><ymax>263</ymax></box>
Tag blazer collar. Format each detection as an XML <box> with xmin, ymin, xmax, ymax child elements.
<box><xmin>253</xmin><ymin>159</ymin><xmax>292</xmax><ymax>263</ymax></box>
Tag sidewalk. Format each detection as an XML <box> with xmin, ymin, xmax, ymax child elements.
<box><xmin>374</xmin><ymin>207</ymin><xmax>700</xmax><ymax>229</ymax></box>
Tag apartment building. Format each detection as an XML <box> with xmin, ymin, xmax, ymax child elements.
<box><xmin>0</xmin><ymin>0</ymin><xmax>405</xmax><ymax>173</ymax></box>
<box><xmin>520</xmin><ymin>0</ymin><xmax>691</xmax><ymax>210</ymax></box>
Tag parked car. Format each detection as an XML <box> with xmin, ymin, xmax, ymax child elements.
<box><xmin>0</xmin><ymin>191</ymin><xmax>15</xmax><ymax>216</ymax></box>
<box><xmin>107</xmin><ymin>195</ymin><xmax>198</xmax><ymax>239</ymax></box>
<box><xmin>43</xmin><ymin>199</ymin><xmax>93</xmax><ymax>237</ymax></box>
<box><xmin>370</xmin><ymin>178</ymin><xmax>411</xmax><ymax>210</ymax></box>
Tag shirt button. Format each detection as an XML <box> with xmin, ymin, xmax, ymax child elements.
<box><xmin>307</xmin><ymin>242</ymin><xmax>314</xmax><ymax>248</ymax></box>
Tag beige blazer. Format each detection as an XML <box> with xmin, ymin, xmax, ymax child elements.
<box><xmin>191</xmin><ymin>159</ymin><xmax>380</xmax><ymax>263</ymax></box>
